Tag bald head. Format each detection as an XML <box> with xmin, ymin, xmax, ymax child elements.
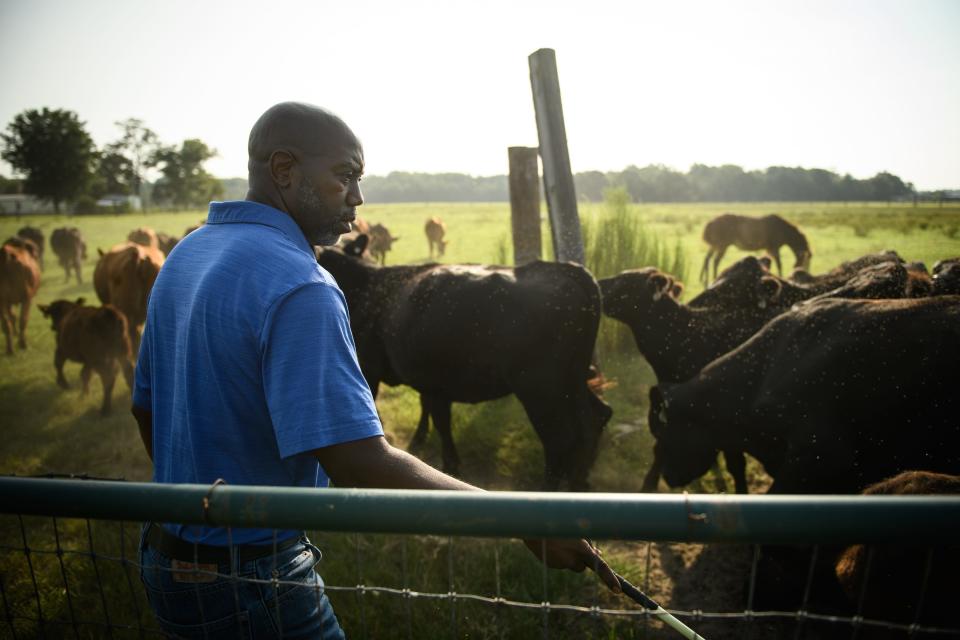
<box><xmin>245</xmin><ymin>102</ymin><xmax>365</xmax><ymax>245</ymax></box>
<box><xmin>248</xmin><ymin>102</ymin><xmax>357</xmax><ymax>181</ymax></box>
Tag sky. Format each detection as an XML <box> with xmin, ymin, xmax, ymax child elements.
<box><xmin>1</xmin><ymin>0</ymin><xmax>958</xmax><ymax>190</ymax></box>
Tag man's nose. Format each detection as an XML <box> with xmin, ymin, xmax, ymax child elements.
<box><xmin>347</xmin><ymin>182</ymin><xmax>364</xmax><ymax>207</ymax></box>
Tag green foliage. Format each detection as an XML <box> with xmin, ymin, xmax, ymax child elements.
<box><xmin>1</xmin><ymin>108</ymin><xmax>97</xmax><ymax>213</ymax></box>
<box><xmin>91</xmin><ymin>150</ymin><xmax>136</xmax><ymax>197</ymax></box>
<box><xmin>582</xmin><ymin>187</ymin><xmax>687</xmax><ymax>353</ymax></box>
<box><xmin>149</xmin><ymin>139</ymin><xmax>223</xmax><ymax>209</ymax></box>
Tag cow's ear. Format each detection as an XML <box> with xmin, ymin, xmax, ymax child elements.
<box><xmin>670</xmin><ymin>281</ymin><xmax>685</xmax><ymax>298</ymax></box>
<box><xmin>649</xmin><ymin>273</ymin><xmax>672</xmax><ymax>301</ymax></box>
<box><xmin>758</xmin><ymin>276</ymin><xmax>782</xmax><ymax>308</ymax></box>
<box><xmin>75</xmin><ymin>297</ymin><xmax>85</xmax><ymax>306</ymax></box>
<box><xmin>97</xmin><ymin>248</ymin><xmax>104</xmax><ymax>257</ymax></box>
<box><xmin>345</xmin><ymin>234</ymin><xmax>369</xmax><ymax>257</ymax></box>
<box><xmin>38</xmin><ymin>304</ymin><xmax>49</xmax><ymax>315</ymax></box>
<box><xmin>649</xmin><ymin>386</ymin><xmax>670</xmax><ymax>437</ymax></box>
<box><xmin>758</xmin><ymin>256</ymin><xmax>772</xmax><ymax>271</ymax></box>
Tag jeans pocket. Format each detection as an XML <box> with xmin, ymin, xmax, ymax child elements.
<box><xmin>154</xmin><ymin>608</ymin><xmax>251</xmax><ymax>640</ymax></box>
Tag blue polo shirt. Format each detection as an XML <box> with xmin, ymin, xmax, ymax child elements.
<box><xmin>133</xmin><ymin>200</ymin><xmax>383</xmax><ymax>545</ymax></box>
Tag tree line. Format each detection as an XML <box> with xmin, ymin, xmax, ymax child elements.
<box><xmin>1</xmin><ymin>107</ymin><xmax>930</xmax><ymax>212</ymax></box>
<box><xmin>362</xmin><ymin>165</ymin><xmax>919</xmax><ymax>203</ymax></box>
<box><xmin>1</xmin><ymin>108</ymin><xmax>222</xmax><ymax>213</ymax></box>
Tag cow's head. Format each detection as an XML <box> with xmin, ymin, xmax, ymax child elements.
<box><xmin>648</xmin><ymin>385</ymin><xmax>718</xmax><ymax>489</ymax></box>
<box><xmin>598</xmin><ymin>268</ymin><xmax>682</xmax><ymax>322</ymax></box>
<box><xmin>316</xmin><ymin>236</ymin><xmax>376</xmax><ymax>296</ymax></box>
<box><xmin>689</xmin><ymin>256</ymin><xmax>782</xmax><ymax>310</ymax></box>
<box><xmin>38</xmin><ymin>298</ymin><xmax>85</xmax><ymax>332</ymax></box>
<box><xmin>932</xmin><ymin>258</ymin><xmax>960</xmax><ymax>296</ymax></box>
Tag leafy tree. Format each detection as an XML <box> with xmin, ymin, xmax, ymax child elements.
<box><xmin>91</xmin><ymin>151</ymin><xmax>136</xmax><ymax>197</ymax></box>
<box><xmin>108</xmin><ymin>118</ymin><xmax>159</xmax><ymax>208</ymax></box>
<box><xmin>150</xmin><ymin>139</ymin><xmax>223</xmax><ymax>208</ymax></box>
<box><xmin>0</xmin><ymin>174</ymin><xmax>23</xmax><ymax>195</ymax></box>
<box><xmin>1</xmin><ymin>108</ymin><xmax>96</xmax><ymax>212</ymax></box>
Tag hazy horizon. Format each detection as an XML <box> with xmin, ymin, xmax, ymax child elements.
<box><xmin>1</xmin><ymin>0</ymin><xmax>958</xmax><ymax>190</ymax></box>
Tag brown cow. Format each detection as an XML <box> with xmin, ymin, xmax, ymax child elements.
<box><xmin>0</xmin><ymin>238</ymin><xmax>41</xmax><ymax>355</ymax></box>
<box><xmin>700</xmin><ymin>213</ymin><xmax>811</xmax><ymax>283</ymax></box>
<box><xmin>94</xmin><ymin>242</ymin><xmax>165</xmax><ymax>350</ymax></box>
<box><xmin>127</xmin><ymin>226</ymin><xmax>159</xmax><ymax>249</ymax></box>
<box><xmin>16</xmin><ymin>226</ymin><xmax>44</xmax><ymax>270</ymax></box>
<box><xmin>50</xmin><ymin>227</ymin><xmax>87</xmax><ymax>284</ymax></box>
<box><xmin>156</xmin><ymin>232</ymin><xmax>179</xmax><ymax>256</ymax></box>
<box><xmin>835</xmin><ymin>470</ymin><xmax>960</xmax><ymax>631</ymax></box>
<box><xmin>37</xmin><ymin>298</ymin><xmax>135</xmax><ymax>416</ymax></box>
<box><xmin>425</xmin><ymin>217</ymin><xmax>448</xmax><ymax>258</ymax></box>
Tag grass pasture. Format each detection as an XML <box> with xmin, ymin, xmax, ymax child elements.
<box><xmin>1</xmin><ymin>201</ymin><xmax>959</xmax><ymax>638</ymax></box>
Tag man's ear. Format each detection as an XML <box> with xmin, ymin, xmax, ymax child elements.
<box><xmin>268</xmin><ymin>150</ymin><xmax>297</xmax><ymax>189</ymax></box>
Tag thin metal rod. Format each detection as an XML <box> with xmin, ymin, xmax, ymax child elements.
<box><xmin>86</xmin><ymin>518</ymin><xmax>114</xmax><ymax>638</ymax></box>
<box><xmin>117</xmin><ymin>521</ymin><xmax>144</xmax><ymax>639</ymax></box>
<box><xmin>17</xmin><ymin>515</ymin><xmax>44</xmax><ymax>634</ymax></box>
<box><xmin>793</xmin><ymin>544</ymin><xmax>819</xmax><ymax>640</ymax></box>
<box><xmin>909</xmin><ymin>547</ymin><xmax>935</xmax><ymax>638</ymax></box>
<box><xmin>0</xmin><ymin>566</ymin><xmax>19</xmax><ymax>640</ymax></box>
<box><xmin>617</xmin><ymin>573</ymin><xmax>705</xmax><ymax>639</ymax></box>
<box><xmin>540</xmin><ymin>538</ymin><xmax>549</xmax><ymax>640</ymax></box>
<box><xmin>52</xmin><ymin>518</ymin><xmax>79</xmax><ymax>638</ymax></box>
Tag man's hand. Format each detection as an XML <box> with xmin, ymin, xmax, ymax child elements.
<box><xmin>523</xmin><ymin>538</ymin><xmax>622</xmax><ymax>594</ymax></box>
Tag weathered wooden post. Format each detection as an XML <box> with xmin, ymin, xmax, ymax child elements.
<box><xmin>528</xmin><ymin>48</ymin><xmax>584</xmax><ymax>265</ymax></box>
<box><xmin>508</xmin><ymin>146</ymin><xmax>542</xmax><ymax>265</ymax></box>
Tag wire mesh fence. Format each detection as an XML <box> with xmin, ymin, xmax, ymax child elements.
<box><xmin>1</xmin><ymin>476</ymin><xmax>958</xmax><ymax>639</ymax></box>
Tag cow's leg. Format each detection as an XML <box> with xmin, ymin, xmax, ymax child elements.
<box><xmin>700</xmin><ymin>249</ymin><xmax>714</xmax><ymax>284</ymax></box>
<box><xmin>641</xmin><ymin>453</ymin><xmax>663</xmax><ymax>492</ymax></box>
<box><xmin>429</xmin><ymin>396</ymin><xmax>460</xmax><ymax>477</ymax></box>
<box><xmin>1</xmin><ymin>305</ymin><xmax>14</xmax><ymax>355</ymax></box>
<box><xmin>17</xmin><ymin>300</ymin><xmax>31</xmax><ymax>350</ymax></box>
<box><xmin>712</xmin><ymin>245</ymin><xmax>728</xmax><ymax>281</ymax></box>
<box><xmin>80</xmin><ymin>364</ymin><xmax>92</xmax><ymax>396</ymax></box>
<box><xmin>54</xmin><ymin>348</ymin><xmax>69</xmax><ymax>388</ymax></box>
<box><xmin>99</xmin><ymin>362</ymin><xmax>117</xmax><ymax>416</ymax></box>
<box><xmin>75</xmin><ymin>258</ymin><xmax>83</xmax><ymax>284</ymax></box>
<box><xmin>724</xmin><ymin>449</ymin><xmax>749</xmax><ymax>494</ymax></box>
<box><xmin>517</xmin><ymin>397</ymin><xmax>569</xmax><ymax>491</ymax></box>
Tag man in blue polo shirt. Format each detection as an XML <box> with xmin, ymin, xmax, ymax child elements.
<box><xmin>132</xmin><ymin>102</ymin><xmax>619</xmax><ymax>638</ymax></box>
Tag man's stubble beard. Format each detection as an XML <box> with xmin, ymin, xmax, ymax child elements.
<box><xmin>296</xmin><ymin>179</ymin><xmax>341</xmax><ymax>247</ymax></box>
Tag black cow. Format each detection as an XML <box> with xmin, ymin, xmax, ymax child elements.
<box><xmin>932</xmin><ymin>257</ymin><xmax>960</xmax><ymax>296</ymax></box>
<box><xmin>689</xmin><ymin>252</ymin><xmax>930</xmax><ymax>314</ymax></box>
<box><xmin>316</xmin><ymin>235</ymin><xmax>611</xmax><ymax>490</ymax></box>
<box><xmin>598</xmin><ymin>266</ymin><xmax>780</xmax><ymax>493</ymax></box>
<box><xmin>649</xmin><ymin>296</ymin><xmax>960</xmax><ymax>496</ymax></box>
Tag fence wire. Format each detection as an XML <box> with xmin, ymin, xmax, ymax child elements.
<box><xmin>1</xmin><ymin>478</ymin><xmax>958</xmax><ymax>639</ymax></box>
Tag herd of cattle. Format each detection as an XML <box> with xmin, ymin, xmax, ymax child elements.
<box><xmin>2</xmin><ymin>211</ymin><xmax>958</xmax><ymax>623</ymax></box>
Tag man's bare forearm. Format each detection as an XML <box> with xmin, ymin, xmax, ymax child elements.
<box><xmin>313</xmin><ymin>435</ymin><xmax>477</xmax><ymax>491</ymax></box>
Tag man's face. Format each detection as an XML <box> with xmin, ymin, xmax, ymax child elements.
<box><xmin>290</xmin><ymin>133</ymin><xmax>365</xmax><ymax>246</ymax></box>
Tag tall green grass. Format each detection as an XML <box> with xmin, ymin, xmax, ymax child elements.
<box><xmin>582</xmin><ymin>187</ymin><xmax>687</xmax><ymax>355</ymax></box>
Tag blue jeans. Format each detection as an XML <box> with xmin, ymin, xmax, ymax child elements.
<box><xmin>139</xmin><ymin>527</ymin><xmax>345</xmax><ymax>639</ymax></box>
